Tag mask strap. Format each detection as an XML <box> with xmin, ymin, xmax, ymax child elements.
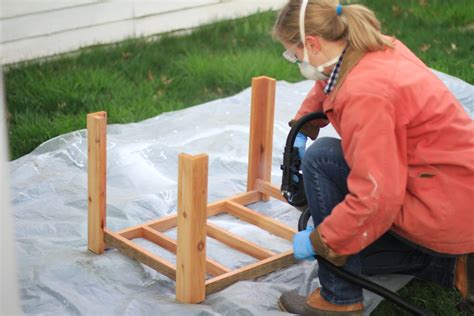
<box><xmin>316</xmin><ymin>55</ymin><xmax>341</xmax><ymax>72</ymax></box>
<box><xmin>299</xmin><ymin>0</ymin><xmax>309</xmax><ymax>62</ymax></box>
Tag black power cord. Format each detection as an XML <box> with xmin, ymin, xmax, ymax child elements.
<box><xmin>282</xmin><ymin>112</ymin><xmax>434</xmax><ymax>316</ymax></box>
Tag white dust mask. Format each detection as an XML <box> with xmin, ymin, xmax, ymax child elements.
<box><xmin>298</xmin><ymin>47</ymin><xmax>340</xmax><ymax>81</ymax></box>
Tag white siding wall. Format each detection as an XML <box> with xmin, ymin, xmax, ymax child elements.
<box><xmin>0</xmin><ymin>0</ymin><xmax>287</xmax><ymax>65</ymax></box>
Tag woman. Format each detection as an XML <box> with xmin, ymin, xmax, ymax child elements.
<box><xmin>272</xmin><ymin>1</ymin><xmax>474</xmax><ymax>315</ymax></box>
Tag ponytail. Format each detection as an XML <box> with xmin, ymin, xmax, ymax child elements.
<box><xmin>341</xmin><ymin>4</ymin><xmax>393</xmax><ymax>52</ymax></box>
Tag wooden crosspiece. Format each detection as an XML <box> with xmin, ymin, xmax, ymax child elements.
<box><xmin>87</xmin><ymin>76</ymin><xmax>297</xmax><ymax>304</ymax></box>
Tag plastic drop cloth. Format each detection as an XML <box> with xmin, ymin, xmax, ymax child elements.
<box><xmin>9</xmin><ymin>70</ymin><xmax>473</xmax><ymax>316</ymax></box>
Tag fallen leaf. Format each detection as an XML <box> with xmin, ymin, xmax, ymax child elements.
<box><xmin>160</xmin><ymin>75</ymin><xmax>173</xmax><ymax>85</ymax></box>
<box><xmin>122</xmin><ymin>52</ymin><xmax>133</xmax><ymax>60</ymax></box>
<box><xmin>419</xmin><ymin>0</ymin><xmax>427</xmax><ymax>6</ymax></box>
<box><xmin>392</xmin><ymin>5</ymin><xmax>402</xmax><ymax>16</ymax></box>
<box><xmin>459</xmin><ymin>23</ymin><xmax>474</xmax><ymax>32</ymax></box>
<box><xmin>147</xmin><ymin>70</ymin><xmax>154</xmax><ymax>81</ymax></box>
<box><xmin>156</xmin><ymin>89</ymin><xmax>165</xmax><ymax>97</ymax></box>
<box><xmin>420</xmin><ymin>43</ymin><xmax>431</xmax><ymax>52</ymax></box>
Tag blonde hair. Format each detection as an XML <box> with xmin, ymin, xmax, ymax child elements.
<box><xmin>273</xmin><ymin>0</ymin><xmax>393</xmax><ymax>52</ymax></box>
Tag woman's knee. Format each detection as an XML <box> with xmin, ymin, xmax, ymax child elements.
<box><xmin>302</xmin><ymin>137</ymin><xmax>343</xmax><ymax>171</ymax></box>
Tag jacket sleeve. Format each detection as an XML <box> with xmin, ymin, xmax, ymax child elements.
<box><xmin>316</xmin><ymin>92</ymin><xmax>408</xmax><ymax>255</ymax></box>
<box><xmin>295</xmin><ymin>81</ymin><xmax>327</xmax><ymax>119</ymax></box>
<box><xmin>292</xmin><ymin>81</ymin><xmax>330</xmax><ymax>139</ymax></box>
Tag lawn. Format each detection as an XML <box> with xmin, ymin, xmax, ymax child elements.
<box><xmin>4</xmin><ymin>0</ymin><xmax>473</xmax><ymax>314</ymax></box>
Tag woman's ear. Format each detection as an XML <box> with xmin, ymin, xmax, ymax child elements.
<box><xmin>305</xmin><ymin>36</ymin><xmax>321</xmax><ymax>53</ymax></box>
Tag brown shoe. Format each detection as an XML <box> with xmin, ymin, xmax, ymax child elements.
<box><xmin>277</xmin><ymin>288</ymin><xmax>363</xmax><ymax>316</ymax></box>
<box><xmin>455</xmin><ymin>254</ymin><xmax>474</xmax><ymax>313</ymax></box>
<box><xmin>304</xmin><ymin>288</ymin><xmax>364</xmax><ymax>316</ymax></box>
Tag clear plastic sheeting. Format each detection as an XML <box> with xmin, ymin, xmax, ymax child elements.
<box><xmin>9</xmin><ymin>72</ymin><xmax>473</xmax><ymax>316</ymax></box>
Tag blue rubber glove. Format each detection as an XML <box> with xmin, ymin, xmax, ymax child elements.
<box><xmin>293</xmin><ymin>226</ymin><xmax>316</xmax><ymax>261</ymax></box>
<box><xmin>292</xmin><ymin>132</ymin><xmax>307</xmax><ymax>183</ymax></box>
<box><xmin>294</xmin><ymin>132</ymin><xmax>308</xmax><ymax>160</ymax></box>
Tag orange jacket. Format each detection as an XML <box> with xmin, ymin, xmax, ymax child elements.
<box><xmin>295</xmin><ymin>39</ymin><xmax>474</xmax><ymax>255</ymax></box>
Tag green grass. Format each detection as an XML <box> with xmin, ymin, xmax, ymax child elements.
<box><xmin>5</xmin><ymin>0</ymin><xmax>473</xmax><ymax>160</ymax></box>
<box><xmin>4</xmin><ymin>0</ymin><xmax>474</xmax><ymax>314</ymax></box>
<box><xmin>373</xmin><ymin>279</ymin><xmax>467</xmax><ymax>316</ymax></box>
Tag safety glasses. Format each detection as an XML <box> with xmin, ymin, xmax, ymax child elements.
<box><xmin>282</xmin><ymin>49</ymin><xmax>301</xmax><ymax>64</ymax></box>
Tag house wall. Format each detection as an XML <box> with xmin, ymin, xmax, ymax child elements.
<box><xmin>0</xmin><ymin>0</ymin><xmax>287</xmax><ymax>65</ymax></box>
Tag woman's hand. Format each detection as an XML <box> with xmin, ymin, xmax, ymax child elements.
<box><xmin>294</xmin><ymin>132</ymin><xmax>308</xmax><ymax>160</ymax></box>
<box><xmin>293</xmin><ymin>225</ymin><xmax>316</xmax><ymax>260</ymax></box>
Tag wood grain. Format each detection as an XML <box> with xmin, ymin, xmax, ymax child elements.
<box><xmin>247</xmin><ymin>76</ymin><xmax>276</xmax><ymax>201</ymax></box>
<box><xmin>87</xmin><ymin>111</ymin><xmax>107</xmax><ymax>254</ymax></box>
<box><xmin>255</xmin><ymin>179</ymin><xmax>286</xmax><ymax>203</ymax></box>
<box><xmin>176</xmin><ymin>154</ymin><xmax>208</xmax><ymax>304</ymax></box>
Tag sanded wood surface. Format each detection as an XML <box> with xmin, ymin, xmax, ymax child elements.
<box><xmin>255</xmin><ymin>179</ymin><xmax>286</xmax><ymax>203</ymax></box>
<box><xmin>247</xmin><ymin>76</ymin><xmax>276</xmax><ymax>201</ymax></box>
<box><xmin>176</xmin><ymin>154</ymin><xmax>208</xmax><ymax>304</ymax></box>
<box><xmin>87</xmin><ymin>111</ymin><xmax>107</xmax><ymax>254</ymax></box>
<box><xmin>206</xmin><ymin>222</ymin><xmax>276</xmax><ymax>260</ymax></box>
<box><xmin>205</xmin><ymin>250</ymin><xmax>295</xmax><ymax>295</ymax></box>
<box><xmin>225</xmin><ymin>201</ymin><xmax>296</xmax><ymax>241</ymax></box>
<box><xmin>142</xmin><ymin>226</ymin><xmax>230</xmax><ymax>276</ymax></box>
<box><xmin>119</xmin><ymin>227</ymin><xmax>143</xmax><ymax>240</ymax></box>
<box><xmin>104</xmin><ymin>229</ymin><xmax>176</xmax><ymax>280</ymax></box>
<box><xmin>137</xmin><ymin>213</ymin><xmax>179</xmax><ymax>233</ymax></box>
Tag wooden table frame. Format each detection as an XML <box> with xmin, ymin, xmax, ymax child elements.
<box><xmin>87</xmin><ymin>76</ymin><xmax>297</xmax><ymax>304</ymax></box>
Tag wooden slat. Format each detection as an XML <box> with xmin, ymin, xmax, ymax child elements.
<box><xmin>104</xmin><ymin>229</ymin><xmax>176</xmax><ymax>280</ymax></box>
<box><xmin>255</xmin><ymin>179</ymin><xmax>287</xmax><ymax>203</ymax></box>
<box><xmin>142</xmin><ymin>227</ymin><xmax>176</xmax><ymax>252</ymax></box>
<box><xmin>225</xmin><ymin>201</ymin><xmax>297</xmax><ymax>241</ymax></box>
<box><xmin>141</xmin><ymin>226</ymin><xmax>230</xmax><ymax>277</ymax></box>
<box><xmin>176</xmin><ymin>154</ymin><xmax>208</xmax><ymax>304</ymax></box>
<box><xmin>119</xmin><ymin>227</ymin><xmax>142</xmax><ymax>240</ymax></box>
<box><xmin>206</xmin><ymin>223</ymin><xmax>276</xmax><ymax>260</ymax></box>
<box><xmin>116</xmin><ymin>213</ymin><xmax>181</xmax><ymax>237</ymax></box>
<box><xmin>247</xmin><ymin>77</ymin><xmax>276</xmax><ymax>201</ymax></box>
<box><xmin>115</xmin><ymin>190</ymin><xmax>261</xmax><ymax>235</ymax></box>
<box><xmin>205</xmin><ymin>250</ymin><xmax>295</xmax><ymax>295</ymax></box>
<box><xmin>139</xmin><ymin>213</ymin><xmax>179</xmax><ymax>233</ymax></box>
<box><xmin>87</xmin><ymin>111</ymin><xmax>107</xmax><ymax>254</ymax></box>
<box><xmin>223</xmin><ymin>190</ymin><xmax>262</xmax><ymax>212</ymax></box>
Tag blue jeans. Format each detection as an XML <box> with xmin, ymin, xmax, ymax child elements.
<box><xmin>302</xmin><ymin>137</ymin><xmax>456</xmax><ymax>305</ymax></box>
